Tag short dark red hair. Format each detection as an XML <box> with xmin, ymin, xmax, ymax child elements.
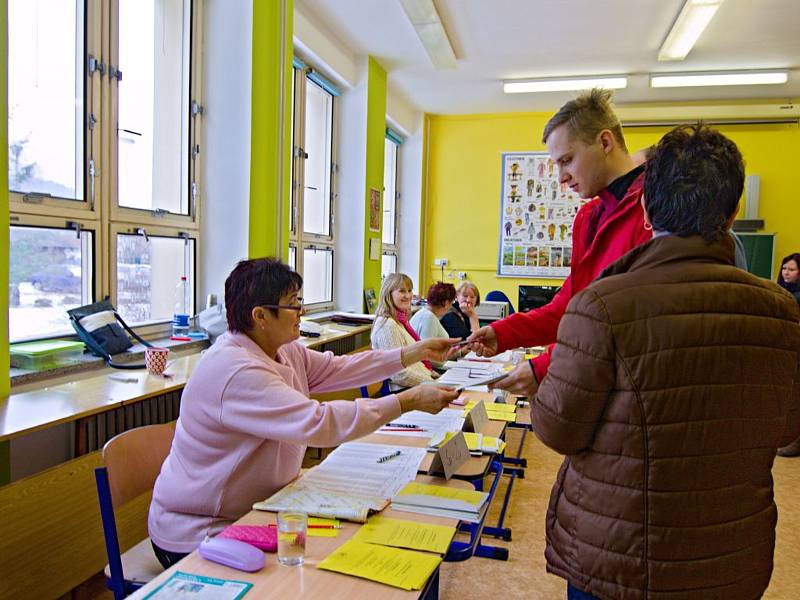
<box><xmin>224</xmin><ymin>258</ymin><xmax>303</xmax><ymax>333</ymax></box>
<box><xmin>426</xmin><ymin>282</ymin><xmax>456</xmax><ymax>308</ymax></box>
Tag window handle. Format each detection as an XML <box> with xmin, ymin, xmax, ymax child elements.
<box><xmin>120</xmin><ymin>128</ymin><xmax>142</xmax><ymax>137</ymax></box>
<box><xmin>305</xmin><ymin>186</ymin><xmax>318</xmax><ymax>190</ymax></box>
<box><xmin>135</xmin><ymin>227</ymin><xmax>149</xmax><ymax>243</ymax></box>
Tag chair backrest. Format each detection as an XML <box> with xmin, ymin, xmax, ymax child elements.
<box><xmin>95</xmin><ymin>422</ymin><xmax>175</xmax><ymax>599</ymax></box>
<box><xmin>485</xmin><ymin>290</ymin><xmax>515</xmax><ymax>314</ymax></box>
<box><xmin>102</xmin><ymin>422</ymin><xmax>176</xmax><ymax>508</ymax></box>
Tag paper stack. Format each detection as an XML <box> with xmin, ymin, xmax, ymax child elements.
<box><xmin>390</xmin><ymin>481</ymin><xmax>489</xmax><ymax>523</ymax></box>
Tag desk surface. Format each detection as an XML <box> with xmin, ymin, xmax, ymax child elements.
<box><xmin>128</xmin><ymin>475</ymin><xmax>470</xmax><ymax>600</ymax></box>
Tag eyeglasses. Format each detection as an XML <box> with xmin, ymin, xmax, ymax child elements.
<box><xmin>260</xmin><ymin>301</ymin><xmax>304</xmax><ymax>313</ymax></box>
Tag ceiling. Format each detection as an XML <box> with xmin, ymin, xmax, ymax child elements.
<box><xmin>297</xmin><ymin>0</ymin><xmax>800</xmax><ymax>114</ymax></box>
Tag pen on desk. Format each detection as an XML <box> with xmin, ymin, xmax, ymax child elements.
<box><xmin>109</xmin><ymin>375</ymin><xmax>137</xmax><ymax>383</ymax></box>
<box><xmin>380</xmin><ymin>427</ymin><xmax>427</xmax><ymax>432</ymax></box>
<box><xmin>376</xmin><ymin>450</ymin><xmax>402</xmax><ymax>463</ymax></box>
<box><xmin>383</xmin><ymin>422</ymin><xmax>421</xmax><ymax>428</ymax></box>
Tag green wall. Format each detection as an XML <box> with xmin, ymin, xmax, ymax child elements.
<box><xmin>249</xmin><ymin>0</ymin><xmax>293</xmax><ymax>260</ymax></box>
<box><xmin>363</xmin><ymin>57</ymin><xmax>387</xmax><ymax>298</ymax></box>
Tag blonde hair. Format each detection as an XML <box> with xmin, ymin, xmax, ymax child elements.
<box><xmin>377</xmin><ymin>273</ymin><xmax>414</xmax><ymax>320</ymax></box>
<box><xmin>542</xmin><ymin>88</ymin><xmax>628</xmax><ymax>152</ymax></box>
<box><xmin>456</xmin><ymin>281</ymin><xmax>480</xmax><ymax>307</ymax></box>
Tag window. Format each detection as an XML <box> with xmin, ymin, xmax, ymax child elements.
<box><xmin>9</xmin><ymin>223</ymin><xmax>94</xmax><ymax>342</ymax></box>
<box><xmin>381</xmin><ymin>253</ymin><xmax>397</xmax><ymax>281</ymax></box>
<box><xmin>7</xmin><ymin>0</ymin><xmax>203</xmax><ymax>343</ymax></box>
<box><xmin>290</xmin><ymin>61</ymin><xmax>338</xmax><ymax>310</ymax></box>
<box><xmin>381</xmin><ymin>132</ymin><xmax>401</xmax><ymax>280</ymax></box>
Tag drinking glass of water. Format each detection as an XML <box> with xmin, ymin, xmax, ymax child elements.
<box><xmin>277</xmin><ymin>511</ymin><xmax>307</xmax><ymax>566</ymax></box>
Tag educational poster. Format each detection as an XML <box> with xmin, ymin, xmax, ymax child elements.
<box><xmin>497</xmin><ymin>152</ymin><xmax>587</xmax><ymax>278</ymax></box>
<box><xmin>369</xmin><ymin>188</ymin><xmax>381</xmax><ymax>232</ymax></box>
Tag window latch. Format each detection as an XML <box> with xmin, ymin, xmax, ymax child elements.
<box><xmin>66</xmin><ymin>221</ymin><xmax>83</xmax><ymax>239</ymax></box>
<box><xmin>177</xmin><ymin>231</ymin><xmax>190</xmax><ymax>246</ymax></box>
<box><xmin>88</xmin><ymin>55</ymin><xmax>105</xmax><ymax>76</ymax></box>
<box><xmin>109</xmin><ymin>65</ymin><xmax>122</xmax><ymax>82</ymax></box>
<box><xmin>191</xmin><ymin>101</ymin><xmax>204</xmax><ymax>116</ymax></box>
<box><xmin>22</xmin><ymin>191</ymin><xmax>51</xmax><ymax>204</ymax></box>
<box><xmin>152</xmin><ymin>208</ymin><xmax>170</xmax><ymax>218</ymax></box>
<box><xmin>135</xmin><ymin>227</ymin><xmax>149</xmax><ymax>243</ymax></box>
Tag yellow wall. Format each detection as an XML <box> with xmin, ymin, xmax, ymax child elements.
<box><xmin>423</xmin><ymin>110</ymin><xmax>800</xmax><ymax>302</ymax></box>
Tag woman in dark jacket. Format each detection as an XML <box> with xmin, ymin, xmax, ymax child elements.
<box><xmin>778</xmin><ymin>253</ymin><xmax>800</xmax><ymax>305</ymax></box>
<box><xmin>532</xmin><ymin>125</ymin><xmax>800</xmax><ymax>600</ymax></box>
<box><xmin>440</xmin><ymin>281</ymin><xmax>481</xmax><ymax>339</ymax></box>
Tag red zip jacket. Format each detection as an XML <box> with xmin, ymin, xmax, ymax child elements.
<box><xmin>491</xmin><ymin>172</ymin><xmax>651</xmax><ymax>381</ymax></box>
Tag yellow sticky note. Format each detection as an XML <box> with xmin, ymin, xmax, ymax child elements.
<box><xmin>317</xmin><ymin>539</ymin><xmax>441</xmax><ymax>591</ymax></box>
<box><xmin>352</xmin><ymin>515</ymin><xmax>455</xmax><ymax>554</ymax></box>
<box><xmin>307</xmin><ymin>516</ymin><xmax>340</xmax><ymax>537</ymax></box>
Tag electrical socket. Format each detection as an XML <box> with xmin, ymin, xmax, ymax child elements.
<box><xmin>434</xmin><ymin>258</ymin><xmax>448</xmax><ymax>267</ymax></box>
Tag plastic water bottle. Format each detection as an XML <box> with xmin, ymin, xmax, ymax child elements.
<box><xmin>172</xmin><ymin>276</ymin><xmax>190</xmax><ymax>337</ymax></box>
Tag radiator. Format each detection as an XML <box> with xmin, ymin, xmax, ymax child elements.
<box><xmin>74</xmin><ymin>390</ymin><xmax>183</xmax><ymax>456</ymax></box>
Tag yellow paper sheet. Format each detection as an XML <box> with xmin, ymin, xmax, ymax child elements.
<box><xmin>465</xmin><ymin>401</ymin><xmax>517</xmax><ymax>413</ymax></box>
<box><xmin>396</xmin><ymin>481</ymin><xmax>485</xmax><ymax>508</ymax></box>
<box><xmin>485</xmin><ymin>411</ymin><xmax>517</xmax><ymax>422</ymax></box>
<box><xmin>317</xmin><ymin>539</ymin><xmax>442</xmax><ymax>591</ymax></box>
<box><xmin>352</xmin><ymin>515</ymin><xmax>455</xmax><ymax>554</ymax></box>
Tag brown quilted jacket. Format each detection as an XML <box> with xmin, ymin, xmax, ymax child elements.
<box><xmin>533</xmin><ymin>234</ymin><xmax>800</xmax><ymax>600</ymax></box>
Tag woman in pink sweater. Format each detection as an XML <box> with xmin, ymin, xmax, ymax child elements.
<box><xmin>149</xmin><ymin>258</ymin><xmax>458</xmax><ymax>567</ymax></box>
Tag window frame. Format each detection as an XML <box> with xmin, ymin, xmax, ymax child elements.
<box><xmin>8</xmin><ymin>213</ymin><xmax>100</xmax><ymax>343</ymax></box>
<box><xmin>382</xmin><ymin>133</ymin><xmax>400</xmax><ymax>268</ymax></box>
<box><xmin>110</xmin><ymin>223</ymin><xmax>197</xmax><ymax>335</ymax></box>
<box><xmin>289</xmin><ymin>63</ymin><xmax>337</xmax><ymax>312</ymax></box>
<box><xmin>7</xmin><ymin>0</ymin><xmax>204</xmax><ymax>344</ymax></box>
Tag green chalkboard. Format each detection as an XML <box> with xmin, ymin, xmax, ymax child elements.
<box><xmin>738</xmin><ymin>233</ymin><xmax>775</xmax><ymax>280</ymax></box>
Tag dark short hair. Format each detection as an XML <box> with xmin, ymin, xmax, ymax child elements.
<box><xmin>644</xmin><ymin>124</ymin><xmax>744</xmax><ymax>243</ymax></box>
<box><xmin>778</xmin><ymin>253</ymin><xmax>800</xmax><ymax>286</ymax></box>
<box><xmin>542</xmin><ymin>88</ymin><xmax>627</xmax><ymax>151</ymax></box>
<box><xmin>427</xmin><ymin>282</ymin><xmax>456</xmax><ymax>307</ymax></box>
<box><xmin>224</xmin><ymin>257</ymin><xmax>303</xmax><ymax>333</ymax></box>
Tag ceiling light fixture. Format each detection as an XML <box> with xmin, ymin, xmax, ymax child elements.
<box><xmin>503</xmin><ymin>76</ymin><xmax>628</xmax><ymax>94</ymax></box>
<box><xmin>398</xmin><ymin>0</ymin><xmax>457</xmax><ymax>70</ymax></box>
<box><xmin>658</xmin><ymin>0</ymin><xmax>725</xmax><ymax>61</ymax></box>
<box><xmin>650</xmin><ymin>70</ymin><xmax>788</xmax><ymax>88</ymax></box>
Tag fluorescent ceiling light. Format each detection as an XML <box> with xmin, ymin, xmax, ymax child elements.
<box><xmin>650</xmin><ymin>70</ymin><xmax>788</xmax><ymax>88</ymax></box>
<box><xmin>659</xmin><ymin>0</ymin><xmax>724</xmax><ymax>61</ymax></box>
<box><xmin>399</xmin><ymin>0</ymin><xmax>457</xmax><ymax>69</ymax></box>
<box><xmin>503</xmin><ymin>76</ymin><xmax>628</xmax><ymax>94</ymax></box>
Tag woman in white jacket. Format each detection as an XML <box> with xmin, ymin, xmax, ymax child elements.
<box><xmin>371</xmin><ymin>273</ymin><xmax>442</xmax><ymax>390</ymax></box>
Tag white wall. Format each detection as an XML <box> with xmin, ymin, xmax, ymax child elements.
<box><xmin>397</xmin><ymin>116</ymin><xmax>424</xmax><ymax>288</ymax></box>
<box><xmin>198</xmin><ymin>0</ymin><xmax>253</xmax><ymax>305</ymax></box>
<box><xmin>334</xmin><ymin>59</ymin><xmax>369</xmax><ymax>312</ymax></box>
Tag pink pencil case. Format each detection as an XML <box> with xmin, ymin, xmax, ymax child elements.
<box><xmin>217</xmin><ymin>524</ymin><xmax>277</xmax><ymax>552</ymax></box>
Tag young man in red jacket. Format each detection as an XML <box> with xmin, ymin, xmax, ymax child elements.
<box><xmin>469</xmin><ymin>89</ymin><xmax>652</xmax><ymax>395</ymax></box>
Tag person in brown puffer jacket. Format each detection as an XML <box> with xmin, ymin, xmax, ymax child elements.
<box><xmin>532</xmin><ymin>124</ymin><xmax>800</xmax><ymax>600</ymax></box>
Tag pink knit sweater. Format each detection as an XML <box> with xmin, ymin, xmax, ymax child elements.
<box><xmin>149</xmin><ymin>332</ymin><xmax>403</xmax><ymax>552</ymax></box>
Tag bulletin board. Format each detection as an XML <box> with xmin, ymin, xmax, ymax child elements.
<box><xmin>497</xmin><ymin>152</ymin><xmax>588</xmax><ymax>278</ymax></box>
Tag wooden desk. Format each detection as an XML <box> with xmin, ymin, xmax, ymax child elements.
<box><xmin>297</xmin><ymin>322</ymin><xmax>372</xmax><ymax>354</ymax></box>
<box><xmin>128</xmin><ymin>476</ymin><xmax>470</xmax><ymax>600</ymax></box>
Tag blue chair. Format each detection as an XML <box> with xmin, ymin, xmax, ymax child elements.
<box><xmin>359</xmin><ymin>379</ymin><xmax>392</xmax><ymax>398</ymax></box>
<box><xmin>485</xmin><ymin>290</ymin><xmax>515</xmax><ymax>314</ymax></box>
<box><xmin>95</xmin><ymin>423</ymin><xmax>175</xmax><ymax>599</ymax></box>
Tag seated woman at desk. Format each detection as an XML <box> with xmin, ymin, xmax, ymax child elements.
<box><xmin>410</xmin><ymin>282</ymin><xmax>456</xmax><ymax>341</ymax></box>
<box><xmin>149</xmin><ymin>258</ymin><xmax>458</xmax><ymax>567</ymax></box>
<box><xmin>371</xmin><ymin>273</ymin><xmax>444</xmax><ymax>389</ymax></box>
<box><xmin>440</xmin><ymin>281</ymin><xmax>481</xmax><ymax>340</ymax></box>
